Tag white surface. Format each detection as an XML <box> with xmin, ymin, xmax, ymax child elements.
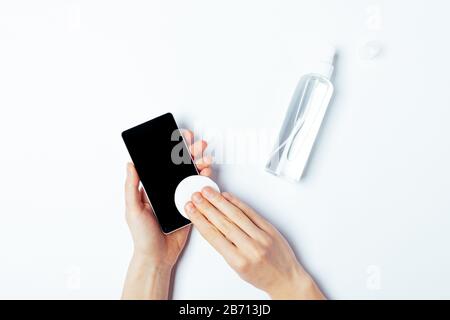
<box><xmin>174</xmin><ymin>175</ymin><xmax>220</xmax><ymax>219</ymax></box>
<box><xmin>0</xmin><ymin>0</ymin><xmax>450</xmax><ymax>299</ymax></box>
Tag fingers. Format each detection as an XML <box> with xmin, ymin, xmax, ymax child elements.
<box><xmin>180</xmin><ymin>129</ymin><xmax>207</xmax><ymax>159</ymax></box>
<box><xmin>201</xmin><ymin>187</ymin><xmax>265</xmax><ymax>240</ymax></box>
<box><xmin>199</xmin><ymin>167</ymin><xmax>212</xmax><ymax>177</ymax></box>
<box><xmin>180</xmin><ymin>129</ymin><xmax>211</xmax><ymax>173</ymax></box>
<box><xmin>181</xmin><ymin>129</ymin><xmax>194</xmax><ymax>145</ymax></box>
<box><xmin>191</xmin><ymin>192</ymin><xmax>254</xmax><ymax>251</ymax></box>
<box><xmin>185</xmin><ymin>202</ymin><xmax>240</xmax><ymax>263</ymax></box>
<box><xmin>196</xmin><ymin>155</ymin><xmax>213</xmax><ymax>177</ymax></box>
<box><xmin>125</xmin><ymin>163</ymin><xmax>143</xmax><ymax>210</ymax></box>
<box><xmin>222</xmin><ymin>192</ymin><xmax>274</xmax><ymax>234</ymax></box>
<box><xmin>189</xmin><ymin>140</ymin><xmax>207</xmax><ymax>159</ymax></box>
<box><xmin>195</xmin><ymin>156</ymin><xmax>213</xmax><ymax>170</ymax></box>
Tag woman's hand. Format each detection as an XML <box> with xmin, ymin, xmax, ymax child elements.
<box><xmin>185</xmin><ymin>188</ymin><xmax>325</xmax><ymax>300</ymax></box>
<box><xmin>122</xmin><ymin>130</ymin><xmax>212</xmax><ymax>300</ymax></box>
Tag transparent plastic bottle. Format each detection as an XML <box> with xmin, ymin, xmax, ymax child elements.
<box><xmin>266</xmin><ymin>47</ymin><xmax>336</xmax><ymax>181</ymax></box>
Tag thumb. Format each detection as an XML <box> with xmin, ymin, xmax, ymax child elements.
<box><xmin>125</xmin><ymin>163</ymin><xmax>143</xmax><ymax>210</ymax></box>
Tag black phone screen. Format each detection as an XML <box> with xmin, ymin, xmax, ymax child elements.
<box><xmin>121</xmin><ymin>113</ymin><xmax>197</xmax><ymax>233</ymax></box>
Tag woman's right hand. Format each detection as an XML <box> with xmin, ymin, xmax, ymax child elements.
<box><xmin>184</xmin><ymin>188</ymin><xmax>325</xmax><ymax>300</ymax></box>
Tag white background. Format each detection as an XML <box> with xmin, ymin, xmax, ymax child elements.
<box><xmin>1</xmin><ymin>0</ymin><xmax>449</xmax><ymax>299</ymax></box>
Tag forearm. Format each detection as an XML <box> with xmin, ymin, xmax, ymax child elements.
<box><xmin>122</xmin><ymin>253</ymin><xmax>173</xmax><ymax>300</ymax></box>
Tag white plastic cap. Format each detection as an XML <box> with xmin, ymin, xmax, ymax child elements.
<box><xmin>315</xmin><ymin>45</ymin><xmax>336</xmax><ymax>79</ymax></box>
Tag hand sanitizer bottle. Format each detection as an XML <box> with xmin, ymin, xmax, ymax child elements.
<box><xmin>266</xmin><ymin>46</ymin><xmax>336</xmax><ymax>181</ymax></box>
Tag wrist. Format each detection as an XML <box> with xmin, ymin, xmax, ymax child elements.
<box><xmin>131</xmin><ymin>252</ymin><xmax>173</xmax><ymax>275</ymax></box>
<box><xmin>122</xmin><ymin>252</ymin><xmax>173</xmax><ymax>300</ymax></box>
<box><xmin>268</xmin><ymin>265</ymin><xmax>325</xmax><ymax>300</ymax></box>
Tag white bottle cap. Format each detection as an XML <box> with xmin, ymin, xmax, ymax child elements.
<box><xmin>174</xmin><ymin>175</ymin><xmax>220</xmax><ymax>219</ymax></box>
<box><xmin>315</xmin><ymin>45</ymin><xmax>336</xmax><ymax>79</ymax></box>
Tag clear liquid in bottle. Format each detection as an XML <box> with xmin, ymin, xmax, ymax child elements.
<box><xmin>266</xmin><ymin>48</ymin><xmax>336</xmax><ymax>181</ymax></box>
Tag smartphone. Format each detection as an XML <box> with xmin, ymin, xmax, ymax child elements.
<box><xmin>121</xmin><ymin>113</ymin><xmax>198</xmax><ymax>234</ymax></box>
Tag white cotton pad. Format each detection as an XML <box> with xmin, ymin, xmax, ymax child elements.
<box><xmin>174</xmin><ymin>175</ymin><xmax>220</xmax><ymax>219</ymax></box>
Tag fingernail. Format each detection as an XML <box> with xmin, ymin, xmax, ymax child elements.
<box><xmin>185</xmin><ymin>202</ymin><xmax>195</xmax><ymax>214</ymax></box>
<box><xmin>202</xmin><ymin>186</ymin><xmax>214</xmax><ymax>198</ymax></box>
<box><xmin>192</xmin><ymin>192</ymin><xmax>203</xmax><ymax>203</ymax></box>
